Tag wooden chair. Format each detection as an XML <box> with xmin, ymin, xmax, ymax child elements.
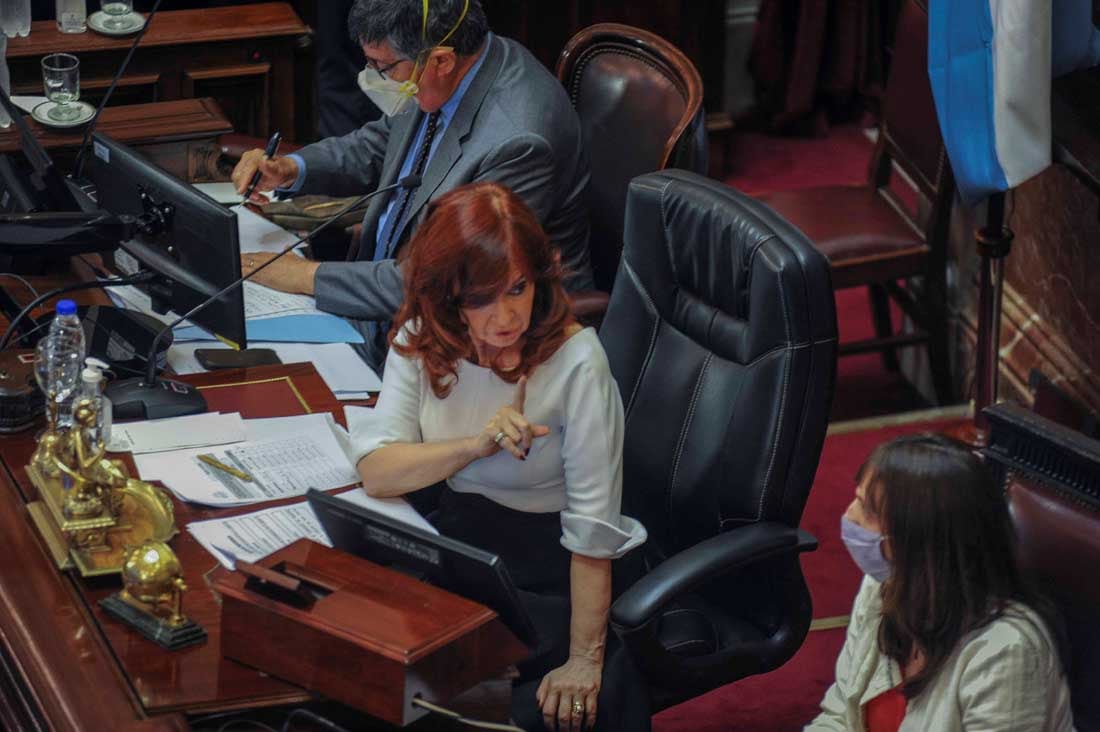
<box><xmin>756</xmin><ymin>0</ymin><xmax>956</xmax><ymax>404</ymax></box>
<box><xmin>556</xmin><ymin>23</ymin><xmax>707</xmax><ymax>306</ymax></box>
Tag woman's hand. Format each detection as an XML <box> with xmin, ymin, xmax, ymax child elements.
<box><xmin>471</xmin><ymin>376</ymin><xmax>550</xmax><ymax>460</ymax></box>
<box><xmin>536</xmin><ymin>656</ymin><xmax>601</xmax><ymax>731</ymax></box>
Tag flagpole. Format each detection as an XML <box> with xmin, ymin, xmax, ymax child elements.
<box><xmin>969</xmin><ymin>192</ymin><xmax>1014</xmax><ymax>445</ymax></box>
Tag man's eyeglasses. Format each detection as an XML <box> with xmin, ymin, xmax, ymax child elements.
<box><xmin>365</xmin><ymin>57</ymin><xmax>406</xmax><ymax>79</ymax></box>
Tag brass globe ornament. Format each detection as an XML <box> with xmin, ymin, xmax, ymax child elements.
<box><xmin>99</xmin><ymin>541</ymin><xmax>206</xmax><ymax>650</ymax></box>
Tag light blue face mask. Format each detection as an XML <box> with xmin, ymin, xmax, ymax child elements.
<box><xmin>841</xmin><ymin>515</ymin><xmax>891</xmax><ymax>582</ymax></box>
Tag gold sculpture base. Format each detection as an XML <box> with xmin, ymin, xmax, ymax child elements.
<box><xmin>27</xmin><ymin>462</ymin><xmax>177</xmax><ymax>577</ymax></box>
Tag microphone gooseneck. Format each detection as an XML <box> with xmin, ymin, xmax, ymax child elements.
<box><xmin>73</xmin><ymin>0</ymin><xmax>165</xmax><ymax>180</ymax></box>
<box><xmin>139</xmin><ymin>173</ymin><xmax>424</xmax><ymax>388</ymax></box>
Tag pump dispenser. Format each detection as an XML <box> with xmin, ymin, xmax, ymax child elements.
<box><xmin>79</xmin><ymin>357</ymin><xmax>112</xmax><ymax>444</ymax></box>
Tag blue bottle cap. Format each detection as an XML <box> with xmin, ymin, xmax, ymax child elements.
<box><xmin>56</xmin><ymin>299</ymin><xmax>77</xmax><ymax>316</ymax></box>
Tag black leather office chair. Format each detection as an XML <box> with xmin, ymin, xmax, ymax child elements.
<box><xmin>601</xmin><ymin>171</ymin><xmax>837</xmax><ymax>709</ymax></box>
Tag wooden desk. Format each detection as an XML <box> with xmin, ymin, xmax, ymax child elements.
<box><xmin>0</xmin><ymin>363</ymin><xmax>340</xmax><ymax>729</ymax></box>
<box><xmin>0</xmin><ymin>97</ymin><xmax>233</xmax><ymax>182</ymax></box>
<box><xmin>6</xmin><ymin>3</ymin><xmax>311</xmax><ymax>142</ymax></box>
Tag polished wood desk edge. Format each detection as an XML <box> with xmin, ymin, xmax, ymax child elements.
<box><xmin>0</xmin><ymin>462</ymin><xmax>188</xmax><ymax>731</ymax></box>
<box><xmin>6</xmin><ymin>3</ymin><xmax>309</xmax><ymax>57</ymax></box>
<box><xmin>0</xmin><ymin>98</ymin><xmax>233</xmax><ymax>151</ymax></box>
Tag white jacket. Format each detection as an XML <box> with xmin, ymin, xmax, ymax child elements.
<box><xmin>806</xmin><ymin>576</ymin><xmax>1075</xmax><ymax>732</ymax></box>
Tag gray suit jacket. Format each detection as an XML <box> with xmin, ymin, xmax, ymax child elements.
<box><xmin>295</xmin><ymin>35</ymin><xmax>593</xmax><ymax>369</ymax></box>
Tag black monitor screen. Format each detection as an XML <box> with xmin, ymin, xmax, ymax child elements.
<box><xmin>306</xmin><ymin>488</ymin><xmax>538</xmax><ymax>647</ymax></box>
<box><xmin>87</xmin><ymin>133</ymin><xmax>246</xmax><ymax>349</ymax></box>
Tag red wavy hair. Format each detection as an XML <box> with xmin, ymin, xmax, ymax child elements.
<box><xmin>390</xmin><ymin>182</ymin><xmax>574</xmax><ymax>398</ymax></box>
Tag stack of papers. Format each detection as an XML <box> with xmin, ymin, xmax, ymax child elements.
<box><xmin>134</xmin><ymin>413</ymin><xmax>358</xmax><ymax>507</ymax></box>
<box><xmin>187</xmin><ymin>488</ymin><xmax>438</xmax><ymax>571</ymax></box>
<box><xmin>107</xmin><ymin>412</ymin><xmax>246</xmax><ymax>453</ymax></box>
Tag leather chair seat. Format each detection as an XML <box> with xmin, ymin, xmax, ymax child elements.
<box><xmin>759</xmin><ymin>186</ymin><xmax>929</xmax><ymax>291</ymax></box>
<box><xmin>758</xmin><ymin>186</ymin><xmax>927</xmax><ymax>282</ymax></box>
<box><xmin>657</xmin><ymin>595</ymin><xmax>765</xmax><ymax>658</ymax></box>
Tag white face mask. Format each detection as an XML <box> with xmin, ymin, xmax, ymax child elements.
<box><xmin>357</xmin><ymin>66</ymin><xmax>419</xmax><ymax>117</ymax></box>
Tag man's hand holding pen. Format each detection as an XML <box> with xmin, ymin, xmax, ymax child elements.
<box><xmin>231</xmin><ymin>133</ymin><xmax>298</xmax><ymax>204</ymax></box>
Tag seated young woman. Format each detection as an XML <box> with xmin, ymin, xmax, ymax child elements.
<box><xmin>349</xmin><ymin>181</ymin><xmax>650</xmax><ymax>732</ymax></box>
<box><xmin>807</xmin><ymin>434</ymin><xmax>1075</xmax><ymax>732</ymax></box>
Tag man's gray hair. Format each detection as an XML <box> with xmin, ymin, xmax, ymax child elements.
<box><xmin>348</xmin><ymin>0</ymin><xmax>489</xmax><ymax>59</ymax></box>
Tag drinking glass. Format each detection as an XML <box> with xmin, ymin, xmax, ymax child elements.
<box><xmin>100</xmin><ymin>0</ymin><xmax>135</xmax><ymax>31</ymax></box>
<box><xmin>41</xmin><ymin>53</ymin><xmax>81</xmax><ymax>122</ymax></box>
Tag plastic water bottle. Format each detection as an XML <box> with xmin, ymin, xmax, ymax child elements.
<box><xmin>0</xmin><ymin>2</ymin><xmax>16</xmax><ymax>38</ymax></box>
<box><xmin>78</xmin><ymin>357</ymin><xmax>112</xmax><ymax>445</ymax></box>
<box><xmin>49</xmin><ymin>300</ymin><xmax>86</xmax><ymax>429</ymax></box>
<box><xmin>0</xmin><ymin>35</ymin><xmax>9</xmax><ymax>129</ymax></box>
<box><xmin>13</xmin><ymin>0</ymin><xmax>29</xmax><ymax>37</ymax></box>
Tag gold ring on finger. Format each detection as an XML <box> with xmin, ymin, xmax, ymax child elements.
<box><xmin>493</xmin><ymin>430</ymin><xmax>507</xmax><ymax>445</ymax></box>
<box><xmin>572</xmin><ymin>699</ymin><xmax>584</xmax><ymax>716</ymax></box>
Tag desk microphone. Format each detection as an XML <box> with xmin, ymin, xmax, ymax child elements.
<box><xmin>107</xmin><ymin>173</ymin><xmax>423</xmax><ymax>420</ymax></box>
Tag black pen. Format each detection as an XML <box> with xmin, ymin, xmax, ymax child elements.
<box><xmin>244</xmin><ymin>131</ymin><xmax>282</xmax><ymax>201</ymax></box>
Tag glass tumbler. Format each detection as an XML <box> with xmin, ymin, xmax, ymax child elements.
<box><xmin>100</xmin><ymin>0</ymin><xmax>136</xmax><ymax>31</ymax></box>
<box><xmin>41</xmin><ymin>53</ymin><xmax>81</xmax><ymax>122</ymax></box>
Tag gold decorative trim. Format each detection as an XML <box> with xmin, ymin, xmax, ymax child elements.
<box><xmin>827</xmin><ymin>403</ymin><xmax>972</xmax><ymax>435</ymax></box>
<box><xmin>197</xmin><ymin>376</ymin><xmax>311</xmax><ymax>414</ymax></box>
<box><xmin>809</xmin><ymin>615</ymin><xmax>850</xmax><ymax>632</ymax></box>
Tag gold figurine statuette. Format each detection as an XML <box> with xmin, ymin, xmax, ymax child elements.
<box><xmin>26</xmin><ymin>394</ymin><xmax>177</xmax><ymax>577</ymax></box>
<box><xmin>99</xmin><ymin>541</ymin><xmax>207</xmax><ymax>650</ymax></box>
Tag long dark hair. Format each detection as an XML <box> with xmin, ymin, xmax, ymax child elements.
<box><xmin>859</xmin><ymin>434</ymin><xmax>1064</xmax><ymax>698</ymax></box>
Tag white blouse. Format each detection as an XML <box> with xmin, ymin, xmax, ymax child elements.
<box><xmin>807</xmin><ymin>576</ymin><xmax>1076</xmax><ymax>732</ymax></box>
<box><xmin>349</xmin><ymin>326</ymin><xmax>647</xmax><ymax>560</ymax></box>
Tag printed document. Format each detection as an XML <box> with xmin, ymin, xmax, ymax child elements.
<box><xmin>134</xmin><ymin>413</ymin><xmax>357</xmax><ymax>506</ymax></box>
<box><xmin>107</xmin><ymin>411</ymin><xmax>245</xmax><ymax>454</ymax></box>
<box><xmin>188</xmin><ymin>488</ymin><xmax>438</xmax><ymax>571</ymax></box>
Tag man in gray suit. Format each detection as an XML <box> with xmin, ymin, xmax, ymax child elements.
<box><xmin>230</xmin><ymin>0</ymin><xmax>593</xmax><ymax>370</ymax></box>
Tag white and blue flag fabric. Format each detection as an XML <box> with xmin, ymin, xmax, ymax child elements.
<box><xmin>928</xmin><ymin>0</ymin><xmax>1100</xmax><ymax>205</ymax></box>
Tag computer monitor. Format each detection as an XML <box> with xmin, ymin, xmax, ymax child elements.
<box><xmin>86</xmin><ymin>132</ymin><xmax>247</xmax><ymax>349</ymax></box>
<box><xmin>306</xmin><ymin>488</ymin><xmax>539</xmax><ymax>647</ymax></box>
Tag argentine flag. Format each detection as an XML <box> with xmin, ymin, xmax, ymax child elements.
<box><xmin>928</xmin><ymin>0</ymin><xmax>1100</xmax><ymax>205</ymax></box>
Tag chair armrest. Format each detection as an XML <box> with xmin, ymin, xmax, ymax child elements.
<box><xmin>611</xmin><ymin>523</ymin><xmax>817</xmax><ymax>632</ymax></box>
<box><xmin>217</xmin><ymin>134</ymin><xmax>304</xmax><ymax>162</ymax></box>
<box><xmin>568</xmin><ymin>289</ymin><xmax>610</xmax><ymax>327</ymax></box>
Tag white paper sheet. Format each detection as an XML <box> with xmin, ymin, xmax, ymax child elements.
<box><xmin>233</xmin><ymin>204</ymin><xmax>302</xmax><ymax>255</ymax></box>
<box><xmin>188</xmin><ymin>488</ymin><xmax>437</xmax><ymax>571</ymax></box>
<box><xmin>168</xmin><ymin>342</ymin><xmax>381</xmax><ymax>397</ymax></box>
<box><xmin>134</xmin><ymin>413</ymin><xmax>357</xmax><ymax>506</ymax></box>
<box><xmin>192</xmin><ymin>182</ymin><xmax>273</xmax><ymax>206</ymax></box>
<box><xmin>107</xmin><ymin>411</ymin><xmax>245</xmax><ymax>454</ymax></box>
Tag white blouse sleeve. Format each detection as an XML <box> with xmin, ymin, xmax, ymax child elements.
<box><xmin>558</xmin><ymin>348</ymin><xmax>647</xmax><ymax>559</ymax></box>
<box><xmin>347</xmin><ymin>332</ymin><xmax>423</xmax><ymax>465</ymax></box>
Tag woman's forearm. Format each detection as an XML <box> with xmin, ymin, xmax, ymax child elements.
<box><xmin>357</xmin><ymin>439</ymin><xmax>480</xmax><ymax>498</ymax></box>
<box><xmin>568</xmin><ymin>554</ymin><xmax>612</xmax><ymax>665</ymax></box>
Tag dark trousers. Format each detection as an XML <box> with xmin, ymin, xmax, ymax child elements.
<box><xmin>428</xmin><ymin>488</ymin><xmax>651</xmax><ymax>732</ymax></box>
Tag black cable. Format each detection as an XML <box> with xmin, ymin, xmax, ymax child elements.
<box><xmin>73</xmin><ymin>0</ymin><xmax>165</xmax><ymax>180</ymax></box>
<box><xmin>214</xmin><ymin>719</ymin><xmax>279</xmax><ymax>732</ymax></box>
<box><xmin>0</xmin><ymin>271</ymin><xmax>156</xmax><ymax>352</ymax></box>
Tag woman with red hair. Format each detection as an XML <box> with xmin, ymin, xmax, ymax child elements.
<box><xmin>350</xmin><ymin>181</ymin><xmax>649</xmax><ymax>731</ymax></box>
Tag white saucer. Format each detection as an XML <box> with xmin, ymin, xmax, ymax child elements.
<box><xmin>87</xmin><ymin>10</ymin><xmax>145</xmax><ymax>36</ymax></box>
<box><xmin>31</xmin><ymin>100</ymin><xmax>96</xmax><ymax>128</ymax></box>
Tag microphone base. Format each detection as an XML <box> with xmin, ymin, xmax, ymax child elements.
<box><xmin>107</xmin><ymin>377</ymin><xmax>208</xmax><ymax>421</ymax></box>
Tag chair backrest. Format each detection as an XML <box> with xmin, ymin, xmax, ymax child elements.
<box><xmin>872</xmin><ymin>0</ymin><xmax>954</xmax><ymax>242</ymax></box>
<box><xmin>600</xmin><ymin>171</ymin><xmax>837</xmax><ymax>559</ymax></box>
<box><xmin>985</xmin><ymin>403</ymin><xmax>1100</xmax><ymax>732</ymax></box>
<box><xmin>557</xmin><ymin>23</ymin><xmax>706</xmax><ymax>292</ymax></box>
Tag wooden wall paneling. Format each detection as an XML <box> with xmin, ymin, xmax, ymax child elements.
<box><xmin>183</xmin><ymin>63</ymin><xmax>273</xmax><ymax>139</ymax></box>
